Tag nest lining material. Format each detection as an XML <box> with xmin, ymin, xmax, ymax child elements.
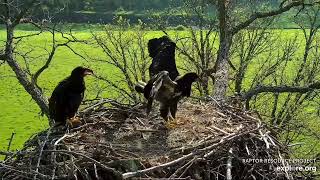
<box><xmin>0</xmin><ymin>99</ymin><xmax>304</xmax><ymax>180</ymax></box>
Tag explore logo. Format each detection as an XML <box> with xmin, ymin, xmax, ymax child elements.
<box><xmin>275</xmin><ymin>166</ymin><xmax>317</xmax><ymax>172</ymax></box>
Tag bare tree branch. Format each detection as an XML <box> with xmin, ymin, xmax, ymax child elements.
<box><xmin>11</xmin><ymin>0</ymin><xmax>40</xmax><ymax>27</ymax></box>
<box><xmin>243</xmin><ymin>82</ymin><xmax>320</xmax><ymax>101</ymax></box>
<box><xmin>231</xmin><ymin>0</ymin><xmax>320</xmax><ymax>35</ymax></box>
<box><xmin>0</xmin><ymin>53</ymin><xmax>6</xmax><ymax>60</ymax></box>
<box><xmin>44</xmin><ymin>150</ymin><xmax>122</xmax><ymax>179</ymax></box>
<box><xmin>1</xmin><ymin>1</ymin><xmax>90</xmax><ymax>121</ymax></box>
<box><xmin>31</xmin><ymin>25</ymin><xmax>87</xmax><ymax>88</ymax></box>
<box><xmin>90</xmin><ymin>21</ymin><xmax>149</xmax><ymax>103</ymax></box>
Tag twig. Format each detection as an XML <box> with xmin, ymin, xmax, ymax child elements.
<box><xmin>244</xmin><ymin>114</ymin><xmax>262</xmax><ymax>128</ymax></box>
<box><xmin>0</xmin><ymin>163</ymin><xmax>50</xmax><ymax>179</ymax></box>
<box><xmin>203</xmin><ymin>148</ymin><xmax>216</xmax><ymax>159</ymax></box>
<box><xmin>245</xmin><ymin>143</ymin><xmax>251</xmax><ymax>156</ymax></box>
<box><xmin>135</xmin><ymin>117</ymin><xmax>145</xmax><ymax>126</ymax></box>
<box><xmin>33</xmin><ymin>128</ymin><xmax>51</xmax><ymax>180</ymax></box>
<box><xmin>44</xmin><ymin>150</ymin><xmax>122</xmax><ymax>179</ymax></box>
<box><xmin>197</xmin><ymin>135</ymin><xmax>214</xmax><ymax>145</ymax></box>
<box><xmin>278</xmin><ymin>150</ymin><xmax>293</xmax><ymax>180</ymax></box>
<box><xmin>170</xmin><ymin>157</ymin><xmax>196</xmax><ymax>178</ymax></box>
<box><xmin>266</xmin><ymin>133</ymin><xmax>277</xmax><ymax>147</ymax></box>
<box><xmin>223</xmin><ymin>108</ymin><xmax>246</xmax><ymax>121</ymax></box>
<box><xmin>210</xmin><ymin>125</ymin><xmax>231</xmax><ymax>135</ymax></box>
<box><xmin>94</xmin><ymin>163</ymin><xmax>99</xmax><ymax>180</ymax></box>
<box><xmin>122</xmin><ymin>128</ymin><xmax>259</xmax><ymax>179</ymax></box>
<box><xmin>54</xmin><ymin>132</ymin><xmax>78</xmax><ymax>146</ymax></box>
<box><xmin>226</xmin><ymin>148</ymin><xmax>233</xmax><ymax>180</ymax></box>
<box><xmin>70</xmin><ymin>121</ymin><xmax>102</xmax><ymax>132</ymax></box>
<box><xmin>207</xmin><ymin>96</ymin><xmax>222</xmax><ymax>108</ymax></box>
<box><xmin>81</xmin><ymin>99</ymin><xmax>112</xmax><ymax>114</ymax></box>
<box><xmin>259</xmin><ymin>129</ymin><xmax>270</xmax><ymax>149</ymax></box>
<box><xmin>212</xmin><ymin>109</ymin><xmax>228</xmax><ymax>117</ymax></box>
<box><xmin>50</xmin><ymin>132</ymin><xmax>78</xmax><ymax>180</ymax></box>
<box><xmin>178</xmin><ymin>159</ymin><xmax>195</xmax><ymax>178</ymax></box>
<box><xmin>51</xmin><ymin>143</ymin><xmax>57</xmax><ymax>180</ymax></box>
<box><xmin>122</xmin><ymin>127</ymin><xmax>159</xmax><ymax>132</ymax></box>
<box><xmin>4</xmin><ymin>132</ymin><xmax>15</xmax><ymax>161</ymax></box>
<box><xmin>287</xmin><ymin>142</ymin><xmax>305</xmax><ymax>147</ymax></box>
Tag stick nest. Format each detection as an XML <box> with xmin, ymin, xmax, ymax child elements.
<box><xmin>0</xmin><ymin>99</ymin><xmax>308</xmax><ymax>180</ymax></box>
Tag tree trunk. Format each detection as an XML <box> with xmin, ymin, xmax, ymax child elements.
<box><xmin>5</xmin><ymin>21</ymin><xmax>50</xmax><ymax>120</ymax></box>
<box><xmin>235</xmin><ymin>64</ymin><xmax>245</xmax><ymax>94</ymax></box>
<box><xmin>214</xmin><ymin>0</ymin><xmax>232</xmax><ymax>101</ymax></box>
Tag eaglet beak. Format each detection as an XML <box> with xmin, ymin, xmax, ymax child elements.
<box><xmin>84</xmin><ymin>69</ymin><xmax>94</xmax><ymax>76</ymax></box>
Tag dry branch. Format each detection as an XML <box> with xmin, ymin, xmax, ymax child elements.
<box><xmin>226</xmin><ymin>148</ymin><xmax>233</xmax><ymax>180</ymax></box>
<box><xmin>4</xmin><ymin>132</ymin><xmax>15</xmax><ymax>161</ymax></box>
<box><xmin>243</xmin><ymin>82</ymin><xmax>320</xmax><ymax>101</ymax></box>
<box><xmin>44</xmin><ymin>150</ymin><xmax>122</xmax><ymax>179</ymax></box>
<box><xmin>231</xmin><ymin>0</ymin><xmax>320</xmax><ymax>35</ymax></box>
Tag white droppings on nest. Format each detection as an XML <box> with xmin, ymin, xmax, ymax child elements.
<box><xmin>166</xmin><ymin>102</ymin><xmax>244</xmax><ymax>148</ymax></box>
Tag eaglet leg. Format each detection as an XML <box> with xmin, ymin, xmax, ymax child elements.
<box><xmin>169</xmin><ymin>100</ymin><xmax>178</xmax><ymax>119</ymax></box>
<box><xmin>161</xmin><ymin>102</ymin><xmax>177</xmax><ymax>129</ymax></box>
<box><xmin>160</xmin><ymin>102</ymin><xmax>170</xmax><ymax>121</ymax></box>
<box><xmin>166</xmin><ymin>100</ymin><xmax>180</xmax><ymax>129</ymax></box>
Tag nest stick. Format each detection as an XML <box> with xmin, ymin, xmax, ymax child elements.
<box><xmin>4</xmin><ymin>132</ymin><xmax>15</xmax><ymax>161</ymax></box>
<box><xmin>178</xmin><ymin>158</ymin><xmax>197</xmax><ymax>178</ymax></box>
<box><xmin>210</xmin><ymin>125</ymin><xmax>230</xmax><ymax>135</ymax></box>
<box><xmin>170</xmin><ymin>157</ymin><xmax>196</xmax><ymax>178</ymax></box>
<box><xmin>44</xmin><ymin>150</ymin><xmax>122</xmax><ymax>179</ymax></box>
<box><xmin>278</xmin><ymin>150</ymin><xmax>293</xmax><ymax>180</ymax></box>
<box><xmin>259</xmin><ymin>129</ymin><xmax>270</xmax><ymax>149</ymax></box>
<box><xmin>82</xmin><ymin>99</ymin><xmax>112</xmax><ymax>114</ymax></box>
<box><xmin>122</xmin><ymin>129</ymin><xmax>257</xmax><ymax>179</ymax></box>
<box><xmin>33</xmin><ymin>129</ymin><xmax>51</xmax><ymax>180</ymax></box>
<box><xmin>226</xmin><ymin>148</ymin><xmax>233</xmax><ymax>180</ymax></box>
<box><xmin>0</xmin><ymin>163</ymin><xmax>50</xmax><ymax>179</ymax></box>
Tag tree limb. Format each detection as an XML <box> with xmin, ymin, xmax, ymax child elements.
<box><xmin>12</xmin><ymin>0</ymin><xmax>40</xmax><ymax>27</ymax></box>
<box><xmin>0</xmin><ymin>53</ymin><xmax>6</xmax><ymax>60</ymax></box>
<box><xmin>243</xmin><ymin>82</ymin><xmax>320</xmax><ymax>100</ymax></box>
<box><xmin>5</xmin><ymin>15</ymin><xmax>50</xmax><ymax>117</ymax></box>
<box><xmin>32</xmin><ymin>46</ymin><xmax>56</xmax><ymax>88</ymax></box>
<box><xmin>32</xmin><ymin>25</ymin><xmax>87</xmax><ymax>88</ymax></box>
<box><xmin>231</xmin><ymin>0</ymin><xmax>320</xmax><ymax>35</ymax></box>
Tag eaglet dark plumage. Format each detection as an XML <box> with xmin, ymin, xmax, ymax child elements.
<box><xmin>148</xmin><ymin>36</ymin><xmax>179</xmax><ymax>80</ymax></box>
<box><xmin>49</xmin><ymin>66</ymin><xmax>93</xmax><ymax>126</ymax></box>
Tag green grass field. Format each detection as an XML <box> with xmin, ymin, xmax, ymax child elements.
<box><xmin>0</xmin><ymin>28</ymin><xmax>165</xmax><ymax>152</ymax></box>
<box><xmin>0</xmin><ymin>28</ymin><xmax>319</xmax><ymax>159</ymax></box>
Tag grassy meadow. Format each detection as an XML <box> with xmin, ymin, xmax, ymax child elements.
<box><xmin>0</xmin><ymin>28</ymin><xmax>164</xmax><ymax>152</ymax></box>
<box><xmin>0</xmin><ymin>27</ymin><xmax>319</xmax><ymax>159</ymax></box>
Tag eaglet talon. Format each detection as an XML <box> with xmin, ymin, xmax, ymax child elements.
<box><xmin>67</xmin><ymin>116</ymin><xmax>82</xmax><ymax>128</ymax></box>
<box><xmin>165</xmin><ymin>116</ymin><xmax>178</xmax><ymax>129</ymax></box>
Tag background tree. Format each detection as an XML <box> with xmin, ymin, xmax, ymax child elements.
<box><xmin>0</xmin><ymin>0</ymin><xmax>86</xmax><ymax>124</ymax></box>
<box><xmin>169</xmin><ymin>0</ymin><xmax>218</xmax><ymax>96</ymax></box>
<box><xmin>89</xmin><ymin>18</ymin><xmax>149</xmax><ymax>103</ymax></box>
<box><xmin>211</xmin><ymin>0</ymin><xmax>320</xmax><ymax>100</ymax></box>
<box><xmin>226</xmin><ymin>4</ymin><xmax>320</xmax><ymax>161</ymax></box>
